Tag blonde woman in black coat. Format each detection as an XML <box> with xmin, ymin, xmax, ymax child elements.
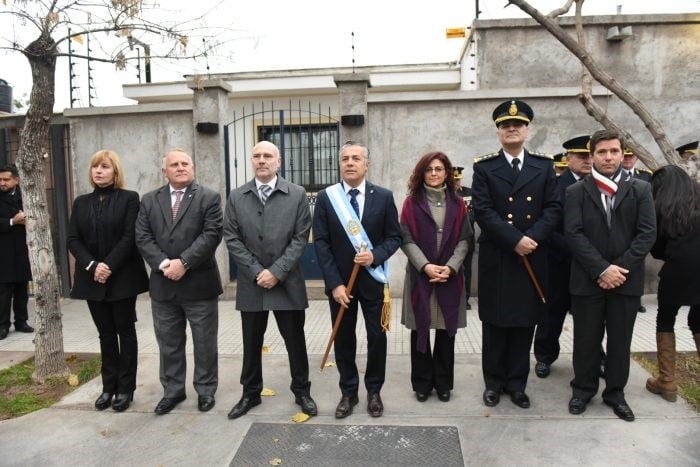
<box><xmin>68</xmin><ymin>150</ymin><xmax>148</xmax><ymax>412</ymax></box>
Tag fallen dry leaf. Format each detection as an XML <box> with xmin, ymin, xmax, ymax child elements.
<box><xmin>261</xmin><ymin>345</ymin><xmax>269</xmax><ymax>354</ymax></box>
<box><xmin>269</xmin><ymin>458</ymin><xmax>282</xmax><ymax>465</ymax></box>
<box><xmin>324</xmin><ymin>361</ymin><xmax>335</xmax><ymax>368</ymax></box>
<box><xmin>68</xmin><ymin>374</ymin><xmax>79</xmax><ymax>387</ymax></box>
<box><xmin>260</xmin><ymin>387</ymin><xmax>276</xmax><ymax>397</ymax></box>
<box><xmin>291</xmin><ymin>412</ymin><xmax>310</xmax><ymax>423</ymax></box>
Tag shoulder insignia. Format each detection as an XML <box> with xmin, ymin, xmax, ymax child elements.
<box><xmin>635</xmin><ymin>167</ymin><xmax>653</xmax><ymax>175</ymax></box>
<box><xmin>473</xmin><ymin>152</ymin><xmax>499</xmax><ymax>164</ymax></box>
<box><xmin>528</xmin><ymin>151</ymin><xmax>554</xmax><ymax>160</ymax></box>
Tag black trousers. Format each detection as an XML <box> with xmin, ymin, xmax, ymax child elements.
<box><xmin>482</xmin><ymin>322</ymin><xmax>535</xmax><ymax>393</ymax></box>
<box><xmin>571</xmin><ymin>293</ymin><xmax>638</xmax><ymax>405</ymax></box>
<box><xmin>240</xmin><ymin>310</ymin><xmax>311</xmax><ymax>398</ymax></box>
<box><xmin>463</xmin><ymin>239</ymin><xmax>475</xmax><ymax>301</ymax></box>
<box><xmin>329</xmin><ymin>295</ymin><xmax>387</xmax><ymax>397</ymax></box>
<box><xmin>87</xmin><ymin>297</ymin><xmax>138</xmax><ymax>394</ymax></box>
<box><xmin>410</xmin><ymin>329</ymin><xmax>455</xmax><ymax>393</ymax></box>
<box><xmin>534</xmin><ymin>258</ymin><xmax>571</xmax><ymax>365</ymax></box>
<box><xmin>656</xmin><ymin>297</ymin><xmax>699</xmax><ymax>334</ymax></box>
<box><xmin>0</xmin><ymin>281</ymin><xmax>29</xmax><ymax>329</ymax></box>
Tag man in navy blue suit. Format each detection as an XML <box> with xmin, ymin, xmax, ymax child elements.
<box><xmin>313</xmin><ymin>141</ymin><xmax>402</xmax><ymax>419</ymax></box>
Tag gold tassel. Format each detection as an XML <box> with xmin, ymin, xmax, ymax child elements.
<box><xmin>381</xmin><ymin>284</ymin><xmax>391</xmax><ymax>332</ymax></box>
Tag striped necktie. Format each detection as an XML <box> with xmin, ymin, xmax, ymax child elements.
<box><xmin>172</xmin><ymin>190</ymin><xmax>183</xmax><ymax>220</ymax></box>
<box><xmin>259</xmin><ymin>184</ymin><xmax>272</xmax><ymax>205</ymax></box>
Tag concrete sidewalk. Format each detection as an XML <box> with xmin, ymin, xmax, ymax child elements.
<box><xmin>0</xmin><ymin>295</ymin><xmax>698</xmax><ymax>466</ymax></box>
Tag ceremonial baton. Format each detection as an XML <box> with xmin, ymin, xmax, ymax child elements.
<box><xmin>522</xmin><ymin>255</ymin><xmax>546</xmax><ymax>304</ymax></box>
<box><xmin>320</xmin><ymin>242</ymin><xmax>368</xmax><ymax>371</ymax></box>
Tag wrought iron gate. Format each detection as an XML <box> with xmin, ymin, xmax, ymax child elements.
<box><xmin>223</xmin><ymin>100</ymin><xmax>340</xmax><ymax>280</ymax></box>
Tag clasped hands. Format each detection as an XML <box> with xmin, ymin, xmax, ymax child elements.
<box><xmin>597</xmin><ymin>265</ymin><xmax>629</xmax><ymax>290</ymax></box>
<box><xmin>161</xmin><ymin>258</ymin><xmax>187</xmax><ymax>281</ymax></box>
<box><xmin>12</xmin><ymin>210</ymin><xmax>26</xmax><ymax>225</ymax></box>
<box><xmin>424</xmin><ymin>264</ymin><xmax>451</xmax><ymax>283</ymax></box>
<box><xmin>256</xmin><ymin>269</ymin><xmax>279</xmax><ymax>290</ymax></box>
<box><xmin>93</xmin><ymin>262</ymin><xmax>111</xmax><ymax>283</ymax></box>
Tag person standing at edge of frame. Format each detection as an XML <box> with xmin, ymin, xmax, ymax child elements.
<box><xmin>471</xmin><ymin>99</ymin><xmax>561</xmax><ymax>410</ymax></box>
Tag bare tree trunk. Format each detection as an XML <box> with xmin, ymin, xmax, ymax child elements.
<box><xmin>507</xmin><ymin>0</ymin><xmax>681</xmax><ymax>168</ymax></box>
<box><xmin>16</xmin><ymin>32</ymin><xmax>69</xmax><ymax>383</ymax></box>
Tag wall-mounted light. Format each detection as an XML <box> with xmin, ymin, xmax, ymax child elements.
<box><xmin>606</xmin><ymin>25</ymin><xmax>633</xmax><ymax>41</ymax></box>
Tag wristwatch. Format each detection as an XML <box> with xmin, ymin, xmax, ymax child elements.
<box><xmin>180</xmin><ymin>258</ymin><xmax>190</xmax><ymax>270</ymax></box>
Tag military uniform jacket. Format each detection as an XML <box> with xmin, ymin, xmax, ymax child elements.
<box><xmin>224</xmin><ymin>177</ymin><xmax>311</xmax><ymax>312</ymax></box>
<box><xmin>0</xmin><ymin>187</ymin><xmax>31</xmax><ymax>283</ymax></box>
<box><xmin>472</xmin><ymin>149</ymin><xmax>561</xmax><ymax>326</ymax></box>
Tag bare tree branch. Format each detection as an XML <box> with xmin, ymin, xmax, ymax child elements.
<box><xmin>547</xmin><ymin>0</ymin><xmax>574</xmax><ymax>18</ymax></box>
<box><xmin>507</xmin><ymin>0</ymin><xmax>681</xmax><ymax>167</ymax></box>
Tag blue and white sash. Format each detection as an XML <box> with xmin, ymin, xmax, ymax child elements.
<box><xmin>326</xmin><ymin>183</ymin><xmax>388</xmax><ymax>284</ymax></box>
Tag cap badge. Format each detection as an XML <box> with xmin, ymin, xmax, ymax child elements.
<box><xmin>508</xmin><ymin>101</ymin><xmax>518</xmax><ymax>116</ymax></box>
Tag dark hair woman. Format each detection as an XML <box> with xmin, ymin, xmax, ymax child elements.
<box><xmin>647</xmin><ymin>165</ymin><xmax>700</xmax><ymax>402</ymax></box>
<box><xmin>400</xmin><ymin>151</ymin><xmax>473</xmax><ymax>402</ymax></box>
<box><xmin>68</xmin><ymin>150</ymin><xmax>149</xmax><ymax>412</ymax></box>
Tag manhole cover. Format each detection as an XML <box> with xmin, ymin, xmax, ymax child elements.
<box><xmin>231</xmin><ymin>423</ymin><xmax>463</xmax><ymax>466</ymax></box>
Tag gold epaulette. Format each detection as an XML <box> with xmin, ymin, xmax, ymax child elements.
<box><xmin>473</xmin><ymin>152</ymin><xmax>499</xmax><ymax>164</ymax></box>
<box><xmin>528</xmin><ymin>151</ymin><xmax>554</xmax><ymax>160</ymax></box>
<box><xmin>635</xmin><ymin>167</ymin><xmax>653</xmax><ymax>175</ymax></box>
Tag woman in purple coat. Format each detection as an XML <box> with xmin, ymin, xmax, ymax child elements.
<box><xmin>400</xmin><ymin>152</ymin><xmax>473</xmax><ymax>402</ymax></box>
<box><xmin>646</xmin><ymin>165</ymin><xmax>700</xmax><ymax>402</ymax></box>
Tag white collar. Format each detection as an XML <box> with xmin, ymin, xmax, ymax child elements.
<box><xmin>255</xmin><ymin>176</ymin><xmax>278</xmax><ymax>190</ymax></box>
<box><xmin>503</xmin><ymin>148</ymin><xmax>525</xmax><ymax>166</ymax></box>
<box><xmin>342</xmin><ymin>179</ymin><xmax>366</xmax><ymax>194</ymax></box>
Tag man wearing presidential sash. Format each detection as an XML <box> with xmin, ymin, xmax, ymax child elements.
<box><xmin>313</xmin><ymin>141</ymin><xmax>402</xmax><ymax>418</ymax></box>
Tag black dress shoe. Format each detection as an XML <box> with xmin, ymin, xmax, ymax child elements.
<box><xmin>14</xmin><ymin>321</ymin><xmax>34</xmax><ymax>333</ymax></box>
<box><xmin>295</xmin><ymin>395</ymin><xmax>318</xmax><ymax>416</ymax></box>
<box><xmin>227</xmin><ymin>396</ymin><xmax>261</xmax><ymax>419</ymax></box>
<box><xmin>367</xmin><ymin>393</ymin><xmax>384</xmax><ymax>417</ymax></box>
<box><xmin>604</xmin><ymin>400</ymin><xmax>635</xmax><ymax>422</ymax></box>
<box><xmin>335</xmin><ymin>395</ymin><xmax>359</xmax><ymax>419</ymax></box>
<box><xmin>198</xmin><ymin>395</ymin><xmax>215</xmax><ymax>412</ymax></box>
<box><xmin>437</xmin><ymin>390</ymin><xmax>450</xmax><ymax>402</ymax></box>
<box><xmin>637</xmin><ymin>306</ymin><xmax>647</xmax><ymax>313</ymax></box>
<box><xmin>483</xmin><ymin>389</ymin><xmax>500</xmax><ymax>407</ymax></box>
<box><xmin>0</xmin><ymin>328</ymin><xmax>8</xmax><ymax>340</ymax></box>
<box><xmin>535</xmin><ymin>361</ymin><xmax>551</xmax><ymax>378</ymax></box>
<box><xmin>415</xmin><ymin>391</ymin><xmax>430</xmax><ymax>402</ymax></box>
<box><xmin>507</xmin><ymin>391</ymin><xmax>530</xmax><ymax>408</ymax></box>
<box><xmin>112</xmin><ymin>393</ymin><xmax>133</xmax><ymax>412</ymax></box>
<box><xmin>95</xmin><ymin>393</ymin><xmax>114</xmax><ymax>411</ymax></box>
<box><xmin>568</xmin><ymin>397</ymin><xmax>588</xmax><ymax>415</ymax></box>
<box><xmin>154</xmin><ymin>395</ymin><xmax>186</xmax><ymax>415</ymax></box>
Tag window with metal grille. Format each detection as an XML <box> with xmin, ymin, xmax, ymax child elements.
<box><xmin>258</xmin><ymin>123</ymin><xmax>340</xmax><ymax>192</ymax></box>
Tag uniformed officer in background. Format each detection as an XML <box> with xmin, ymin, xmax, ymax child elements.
<box><xmin>534</xmin><ymin>135</ymin><xmax>591</xmax><ymax>378</ymax></box>
<box><xmin>471</xmin><ymin>99</ymin><xmax>561</xmax><ymax>409</ymax></box>
<box><xmin>676</xmin><ymin>141</ymin><xmax>698</xmax><ymax>160</ymax></box>
<box><xmin>621</xmin><ymin>148</ymin><xmax>652</xmax><ymax>182</ymax></box>
<box><xmin>454</xmin><ymin>166</ymin><xmax>475</xmax><ymax>310</ymax></box>
<box><xmin>552</xmin><ymin>152</ymin><xmax>568</xmax><ymax>177</ymax></box>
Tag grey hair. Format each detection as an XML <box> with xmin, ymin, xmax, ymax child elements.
<box><xmin>162</xmin><ymin>148</ymin><xmax>192</xmax><ymax>169</ymax></box>
<box><xmin>339</xmin><ymin>141</ymin><xmax>369</xmax><ymax>159</ymax></box>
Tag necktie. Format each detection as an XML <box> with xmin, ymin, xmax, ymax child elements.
<box><xmin>349</xmin><ymin>188</ymin><xmax>360</xmax><ymax>218</ymax></box>
<box><xmin>604</xmin><ymin>195</ymin><xmax>613</xmax><ymax>227</ymax></box>
<box><xmin>259</xmin><ymin>184</ymin><xmax>271</xmax><ymax>205</ymax></box>
<box><xmin>512</xmin><ymin>158</ymin><xmax>521</xmax><ymax>175</ymax></box>
<box><xmin>172</xmin><ymin>190</ymin><xmax>183</xmax><ymax>220</ymax></box>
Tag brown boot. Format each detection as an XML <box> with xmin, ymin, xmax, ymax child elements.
<box><xmin>694</xmin><ymin>333</ymin><xmax>700</xmax><ymax>359</ymax></box>
<box><xmin>646</xmin><ymin>332</ymin><xmax>677</xmax><ymax>402</ymax></box>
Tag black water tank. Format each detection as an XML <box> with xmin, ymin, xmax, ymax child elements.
<box><xmin>0</xmin><ymin>79</ymin><xmax>13</xmax><ymax>113</ymax></box>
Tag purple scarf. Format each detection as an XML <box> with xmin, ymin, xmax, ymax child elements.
<box><xmin>401</xmin><ymin>189</ymin><xmax>466</xmax><ymax>353</ymax></box>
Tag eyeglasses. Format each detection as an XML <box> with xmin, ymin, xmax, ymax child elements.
<box><xmin>424</xmin><ymin>167</ymin><xmax>446</xmax><ymax>174</ymax></box>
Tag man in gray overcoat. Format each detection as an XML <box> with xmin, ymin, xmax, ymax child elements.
<box><xmin>224</xmin><ymin>141</ymin><xmax>317</xmax><ymax>419</ymax></box>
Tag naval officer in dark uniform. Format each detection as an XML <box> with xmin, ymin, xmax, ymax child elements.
<box><xmin>472</xmin><ymin>99</ymin><xmax>561</xmax><ymax>408</ymax></box>
<box><xmin>534</xmin><ymin>135</ymin><xmax>591</xmax><ymax>378</ymax></box>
